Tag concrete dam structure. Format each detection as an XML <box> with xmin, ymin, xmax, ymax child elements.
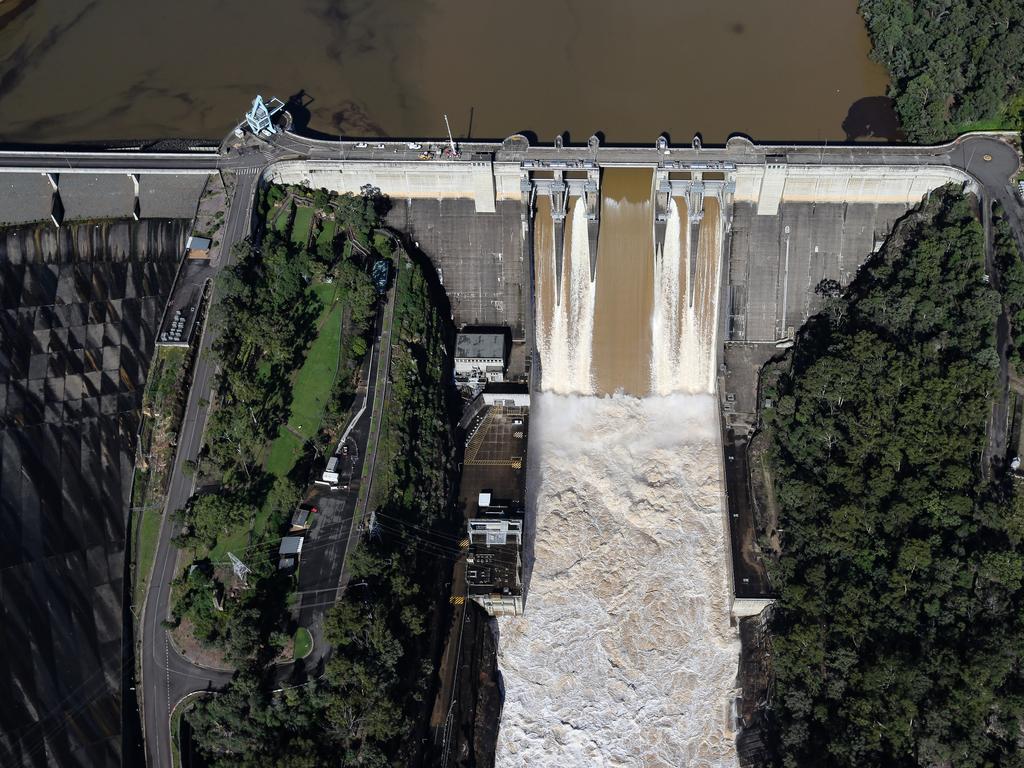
<box><xmin>260</xmin><ymin>133</ymin><xmax>1001</xmax><ymax>766</ymax></box>
<box><xmin>260</xmin><ymin>132</ymin><xmax>981</xmax><ymax>391</ymax></box>
<box><xmin>0</xmin><ymin>128</ymin><xmax>1015</xmax><ymax>767</ymax></box>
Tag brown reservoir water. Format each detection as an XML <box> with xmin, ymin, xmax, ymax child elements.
<box><xmin>592</xmin><ymin>168</ymin><xmax>656</xmax><ymax>396</ymax></box>
<box><xmin>0</xmin><ymin>0</ymin><xmax>889</xmax><ymax>144</ymax></box>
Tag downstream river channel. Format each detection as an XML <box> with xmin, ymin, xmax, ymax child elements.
<box><xmin>0</xmin><ymin>0</ymin><xmax>890</xmax><ymax>144</ymax></box>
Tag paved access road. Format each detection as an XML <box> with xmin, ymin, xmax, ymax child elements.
<box><xmin>140</xmin><ymin>167</ymin><xmax>258</xmax><ymax>768</ymax></box>
<box><xmin>286</xmin><ymin>297</ymin><xmax>389</xmax><ymax>676</ymax></box>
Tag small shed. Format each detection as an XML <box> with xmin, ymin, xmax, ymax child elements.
<box><xmin>278</xmin><ymin>536</ymin><xmax>304</xmax><ymax>571</ymax></box>
<box><xmin>291</xmin><ymin>507</ymin><xmax>313</xmax><ymax>531</ymax></box>
<box><xmin>279</xmin><ymin>536</ymin><xmax>304</xmax><ymax>557</ymax></box>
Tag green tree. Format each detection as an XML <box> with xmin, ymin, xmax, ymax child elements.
<box><xmin>859</xmin><ymin>0</ymin><xmax>1024</xmax><ymax>140</ymax></box>
<box><xmin>765</xmin><ymin>189</ymin><xmax>1024</xmax><ymax>766</ymax></box>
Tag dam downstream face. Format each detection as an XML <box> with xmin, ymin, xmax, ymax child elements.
<box><xmin>500</xmin><ymin>173</ymin><xmax>737</xmax><ymax>765</ymax></box>
<box><xmin>533</xmin><ymin>170</ymin><xmax>724</xmax><ymax>396</ymax></box>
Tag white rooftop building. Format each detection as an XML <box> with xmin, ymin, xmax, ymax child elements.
<box><xmin>455</xmin><ymin>332</ymin><xmax>506</xmax><ymax>385</ymax></box>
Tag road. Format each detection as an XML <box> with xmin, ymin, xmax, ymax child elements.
<box><xmin>972</xmin><ymin>145</ymin><xmax>1024</xmax><ymax>473</ymax></box>
<box><xmin>285</xmin><ymin>290</ymin><xmax>392</xmax><ymax>677</ymax></box>
<box><xmin>262</xmin><ymin>126</ymin><xmax>1021</xmax><ymax>181</ymax></box>
<box><xmin>139</xmin><ymin>167</ymin><xmax>258</xmax><ymax>768</ymax></box>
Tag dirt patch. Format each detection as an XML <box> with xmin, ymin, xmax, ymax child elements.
<box><xmin>170</xmin><ymin>616</ymin><xmax>234</xmax><ymax>672</ymax></box>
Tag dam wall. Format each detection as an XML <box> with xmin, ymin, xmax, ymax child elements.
<box><xmin>0</xmin><ymin>218</ymin><xmax>186</xmax><ymax>766</ymax></box>
<box><xmin>0</xmin><ymin>172</ymin><xmax>208</xmax><ymax>226</ymax></box>
<box><xmin>734</xmin><ymin>163</ymin><xmax>971</xmax><ymax>215</ymax></box>
<box><xmin>264</xmin><ymin>159</ymin><xmax>523</xmax><ymax>213</ymax></box>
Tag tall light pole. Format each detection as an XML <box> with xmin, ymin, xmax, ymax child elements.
<box><xmin>444</xmin><ymin>114</ymin><xmax>457</xmax><ymax>155</ymax></box>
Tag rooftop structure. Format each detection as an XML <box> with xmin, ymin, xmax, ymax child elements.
<box><xmin>482</xmin><ymin>382</ymin><xmax>530</xmax><ymax>407</ymax></box>
<box><xmin>279</xmin><ymin>536</ymin><xmax>304</xmax><ymax>556</ymax></box>
<box><xmin>455</xmin><ymin>332</ymin><xmax>506</xmax><ymax>385</ymax></box>
<box><xmin>278</xmin><ymin>535</ymin><xmax>304</xmax><ymax>571</ymax></box>
<box><xmin>466</xmin><ymin>516</ymin><xmax>524</xmax><ymax>617</ymax></box>
<box><xmin>290</xmin><ymin>505</ymin><xmax>315</xmax><ymax>531</ymax></box>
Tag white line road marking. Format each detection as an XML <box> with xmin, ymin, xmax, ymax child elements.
<box><xmin>165</xmin><ymin>640</ymin><xmax>170</xmax><ymax>712</ymax></box>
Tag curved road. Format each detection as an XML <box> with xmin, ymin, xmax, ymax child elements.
<box><xmin>139</xmin><ymin>165</ymin><xmax>259</xmax><ymax>768</ymax></box>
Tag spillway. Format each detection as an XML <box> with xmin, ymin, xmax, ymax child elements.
<box><xmin>591</xmin><ymin>169</ymin><xmax>656</xmax><ymax>396</ymax></box>
<box><xmin>535</xmin><ymin>195</ymin><xmax>597</xmax><ymax>394</ymax></box>
<box><xmin>652</xmin><ymin>196</ymin><xmax>723</xmax><ymax>395</ymax></box>
<box><xmin>498</xmin><ymin>169</ymin><xmax>737</xmax><ymax>766</ymax></box>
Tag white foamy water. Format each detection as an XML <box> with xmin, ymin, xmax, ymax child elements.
<box><xmin>651</xmin><ymin>198</ymin><xmax>686</xmax><ymax>394</ymax></box>
<box><xmin>538</xmin><ymin>197</ymin><xmax>596</xmax><ymax>394</ymax></box>
<box><xmin>652</xmin><ymin>198</ymin><xmax>723</xmax><ymax>395</ymax></box>
<box><xmin>496</xmin><ymin>394</ymin><xmax>739</xmax><ymax>767</ymax></box>
<box><xmin>502</xmin><ymin>179</ymin><xmax>737</xmax><ymax>767</ymax></box>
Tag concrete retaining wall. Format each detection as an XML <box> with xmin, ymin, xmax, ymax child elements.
<box><xmin>732</xmin><ymin>597</ymin><xmax>775</xmax><ymax>618</ymax></box>
<box><xmin>735</xmin><ymin>164</ymin><xmax>970</xmax><ymax>215</ymax></box>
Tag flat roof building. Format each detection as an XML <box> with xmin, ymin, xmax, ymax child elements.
<box><xmin>466</xmin><ymin>517</ymin><xmax>523</xmax><ymax>616</ymax></box>
<box><xmin>482</xmin><ymin>382</ymin><xmax>530</xmax><ymax>407</ymax></box>
<box><xmin>278</xmin><ymin>536</ymin><xmax>304</xmax><ymax>570</ymax></box>
<box><xmin>455</xmin><ymin>332</ymin><xmax>506</xmax><ymax>385</ymax></box>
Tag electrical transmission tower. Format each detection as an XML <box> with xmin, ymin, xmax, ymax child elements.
<box><xmin>228</xmin><ymin>552</ymin><xmax>251</xmax><ymax>586</ymax></box>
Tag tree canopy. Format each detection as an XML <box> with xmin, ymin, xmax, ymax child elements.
<box><xmin>764</xmin><ymin>190</ymin><xmax>1024</xmax><ymax>766</ymax></box>
<box><xmin>187</xmin><ymin>246</ymin><xmax>458</xmax><ymax>767</ymax></box>
<box><xmin>859</xmin><ymin>0</ymin><xmax>1024</xmax><ymax>140</ymax></box>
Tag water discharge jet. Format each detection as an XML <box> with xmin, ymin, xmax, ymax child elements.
<box><xmin>499</xmin><ymin>169</ymin><xmax>737</xmax><ymax>766</ymax></box>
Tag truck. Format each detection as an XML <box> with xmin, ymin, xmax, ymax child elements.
<box><xmin>321</xmin><ymin>456</ymin><xmax>340</xmax><ymax>485</ymax></box>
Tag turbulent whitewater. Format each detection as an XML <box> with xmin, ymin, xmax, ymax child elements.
<box><xmin>496</xmin><ymin>175</ymin><xmax>738</xmax><ymax>767</ymax></box>
<box><xmin>496</xmin><ymin>395</ymin><xmax>739</xmax><ymax>767</ymax></box>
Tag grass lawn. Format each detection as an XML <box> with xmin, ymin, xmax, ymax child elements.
<box><xmin>316</xmin><ymin>219</ymin><xmax>336</xmax><ymax>247</ymax></box>
<box><xmin>208</xmin><ymin>524</ymin><xmax>251</xmax><ymax>564</ymax></box>
<box><xmin>264</xmin><ymin>430</ymin><xmax>304</xmax><ymax>482</ymax></box>
<box><xmin>290</xmin><ymin>286</ymin><xmax>342</xmax><ymax>434</ymax></box>
<box><xmin>133</xmin><ymin>508</ymin><xmax>163</xmax><ymax>607</ymax></box>
<box><xmin>263</xmin><ymin>281</ymin><xmax>343</xmax><ymax>481</ymax></box>
<box><xmin>293</xmin><ymin>627</ymin><xmax>313</xmax><ymax>660</ymax></box>
<box><xmin>291</xmin><ymin>205</ymin><xmax>314</xmax><ymax>245</ymax></box>
<box><xmin>273</xmin><ymin>201</ymin><xmax>292</xmax><ymax>233</ymax></box>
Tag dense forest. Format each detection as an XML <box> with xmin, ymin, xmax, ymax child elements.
<box><xmin>858</xmin><ymin>0</ymin><xmax>1024</xmax><ymax>141</ymax></box>
<box><xmin>185</xmin><ymin>241</ymin><xmax>458</xmax><ymax>766</ymax></box>
<box><xmin>764</xmin><ymin>189</ymin><xmax>1024</xmax><ymax>766</ymax></box>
